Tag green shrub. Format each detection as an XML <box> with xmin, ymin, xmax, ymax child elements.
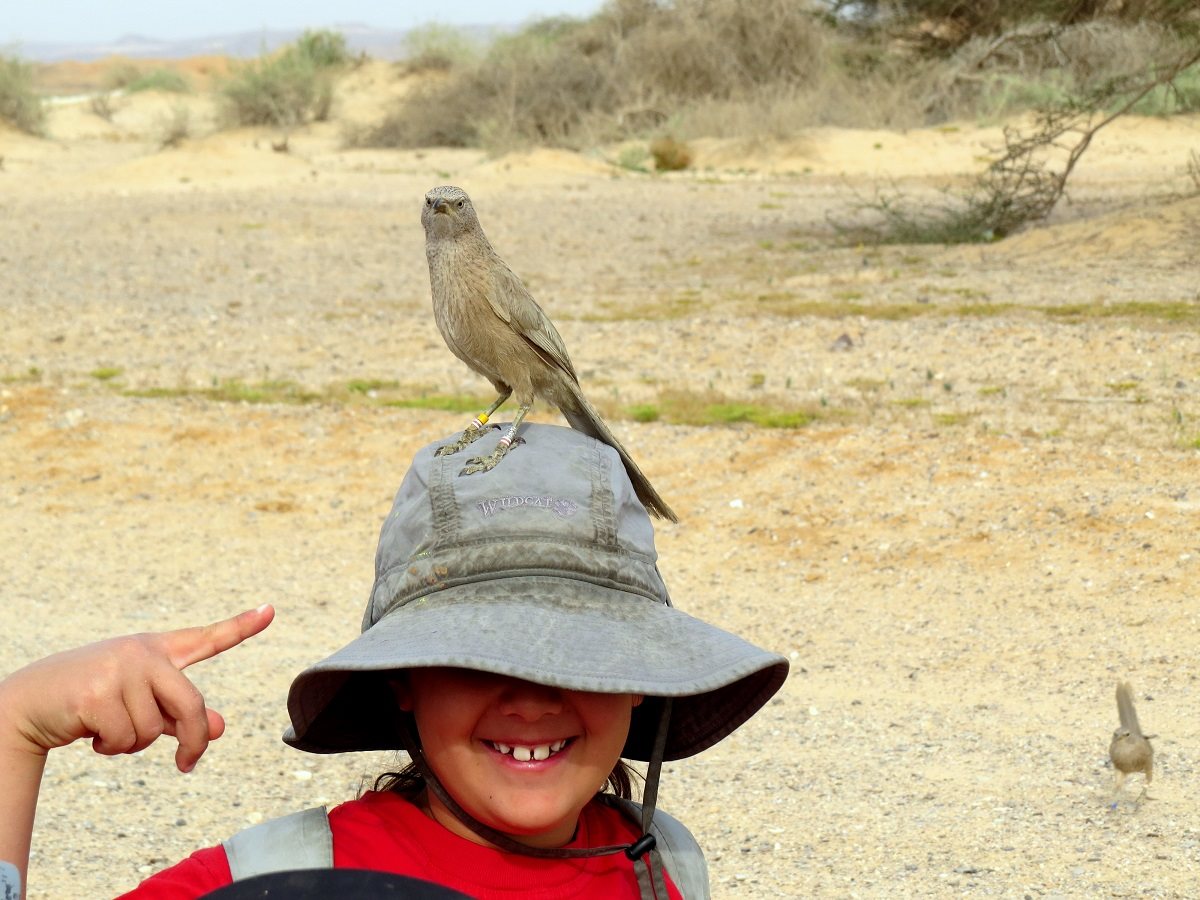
<box><xmin>218</xmin><ymin>29</ymin><xmax>347</xmax><ymax>128</ymax></box>
<box><xmin>0</xmin><ymin>54</ymin><xmax>45</xmax><ymax>135</ymax></box>
<box><xmin>292</xmin><ymin>29</ymin><xmax>352</xmax><ymax>68</ymax></box>
<box><xmin>104</xmin><ymin>63</ymin><xmax>190</xmax><ymax>93</ymax></box>
<box><xmin>1130</xmin><ymin>62</ymin><xmax>1200</xmax><ymax>114</ymax></box>
<box><xmin>401</xmin><ymin>23</ymin><xmax>481</xmax><ymax>72</ymax></box>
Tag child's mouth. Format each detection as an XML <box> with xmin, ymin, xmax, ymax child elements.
<box><xmin>487</xmin><ymin>738</ymin><xmax>571</xmax><ymax>762</ymax></box>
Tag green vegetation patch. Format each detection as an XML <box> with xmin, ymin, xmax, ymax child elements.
<box><xmin>0</xmin><ymin>53</ymin><xmax>45</xmax><ymax>135</ymax></box>
<box><xmin>104</xmin><ymin>64</ymin><xmax>190</xmax><ymax>93</ymax></box>
<box><xmin>125</xmin><ymin>379</ymin><xmax>321</xmax><ymax>405</ymax></box>
<box><xmin>381</xmin><ymin>393</ymin><xmax>494</xmax><ymax>414</ymax></box>
<box><xmin>1</xmin><ymin>367</ymin><xmax>43</xmax><ymax>384</ymax></box>
<box><xmin>631</xmin><ymin>388</ymin><xmax>821</xmax><ymax>429</ymax></box>
<box><xmin>1043</xmin><ymin>300</ymin><xmax>1200</xmax><ymax>324</ymax></box>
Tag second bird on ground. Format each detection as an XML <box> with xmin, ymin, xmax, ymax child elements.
<box><xmin>1109</xmin><ymin>680</ymin><xmax>1154</xmax><ymax>800</ymax></box>
<box><xmin>420</xmin><ymin>184</ymin><xmax>677</xmax><ymax>523</ymax></box>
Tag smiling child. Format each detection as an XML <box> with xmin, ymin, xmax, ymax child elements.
<box><xmin>0</xmin><ymin>424</ymin><xmax>788</xmax><ymax>899</ymax></box>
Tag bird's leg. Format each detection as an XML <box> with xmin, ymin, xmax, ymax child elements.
<box><xmin>460</xmin><ymin>403</ymin><xmax>529</xmax><ymax>476</ymax></box>
<box><xmin>435</xmin><ymin>389</ymin><xmax>511</xmax><ymax>457</ymax></box>
<box><xmin>1110</xmin><ymin>771</ymin><xmax>1127</xmax><ymax>810</ymax></box>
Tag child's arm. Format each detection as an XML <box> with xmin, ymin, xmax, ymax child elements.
<box><xmin>0</xmin><ymin>605</ymin><xmax>274</xmax><ymax>898</ymax></box>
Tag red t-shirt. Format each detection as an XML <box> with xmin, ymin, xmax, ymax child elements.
<box><xmin>115</xmin><ymin>791</ymin><xmax>682</xmax><ymax>899</ymax></box>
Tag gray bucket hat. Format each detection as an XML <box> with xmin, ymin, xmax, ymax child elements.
<box><xmin>284</xmin><ymin>423</ymin><xmax>788</xmax><ymax>761</ymax></box>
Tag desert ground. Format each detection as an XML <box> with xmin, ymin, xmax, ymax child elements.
<box><xmin>2</xmin><ymin>60</ymin><xmax>1200</xmax><ymax>898</ymax></box>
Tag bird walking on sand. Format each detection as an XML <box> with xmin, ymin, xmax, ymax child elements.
<box><xmin>420</xmin><ymin>184</ymin><xmax>677</xmax><ymax>522</ymax></box>
<box><xmin>1109</xmin><ymin>681</ymin><xmax>1154</xmax><ymax>801</ymax></box>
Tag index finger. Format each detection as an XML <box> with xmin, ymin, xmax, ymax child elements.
<box><xmin>163</xmin><ymin>604</ymin><xmax>276</xmax><ymax>670</ymax></box>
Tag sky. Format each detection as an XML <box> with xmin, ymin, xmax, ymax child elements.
<box><xmin>3</xmin><ymin>1</ymin><xmax>607</xmax><ymax>45</ymax></box>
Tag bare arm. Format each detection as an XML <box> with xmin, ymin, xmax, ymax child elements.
<box><xmin>0</xmin><ymin>604</ymin><xmax>275</xmax><ymax>898</ymax></box>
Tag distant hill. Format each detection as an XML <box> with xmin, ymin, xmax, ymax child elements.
<box><xmin>10</xmin><ymin>23</ymin><xmax>500</xmax><ymax>63</ymax></box>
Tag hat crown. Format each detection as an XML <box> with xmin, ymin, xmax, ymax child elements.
<box><xmin>365</xmin><ymin>425</ymin><xmax>669</xmax><ymax>632</ymax></box>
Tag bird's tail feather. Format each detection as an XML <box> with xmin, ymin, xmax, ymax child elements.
<box><xmin>1116</xmin><ymin>681</ymin><xmax>1143</xmax><ymax>737</ymax></box>
<box><xmin>562</xmin><ymin>397</ymin><xmax>678</xmax><ymax>523</ymax></box>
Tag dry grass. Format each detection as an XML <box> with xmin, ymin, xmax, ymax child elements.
<box><xmin>354</xmin><ymin>0</ymin><xmax>936</xmax><ymax>150</ymax></box>
<box><xmin>355</xmin><ymin>2</ymin><xmax>1198</xmax><ymax>152</ymax></box>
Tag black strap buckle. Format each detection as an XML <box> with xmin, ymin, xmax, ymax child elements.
<box><xmin>625</xmin><ymin>833</ymin><xmax>657</xmax><ymax>861</ymax></box>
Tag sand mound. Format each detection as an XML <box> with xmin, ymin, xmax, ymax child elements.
<box><xmin>690</xmin><ymin>123</ymin><xmax>1006</xmax><ymax>179</ymax></box>
<box><xmin>476</xmin><ymin>147</ymin><xmax>617</xmax><ymax>180</ymax></box>
<box><xmin>995</xmin><ymin>194</ymin><xmax>1200</xmax><ymax>267</ymax></box>
<box><xmin>86</xmin><ymin>129</ymin><xmax>317</xmax><ymax>189</ymax></box>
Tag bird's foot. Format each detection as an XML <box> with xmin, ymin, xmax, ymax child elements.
<box><xmin>435</xmin><ymin>422</ymin><xmax>500</xmax><ymax>457</ymax></box>
<box><xmin>460</xmin><ymin>435</ymin><xmax>524</xmax><ymax>476</ymax></box>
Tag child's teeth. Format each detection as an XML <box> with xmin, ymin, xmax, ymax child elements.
<box><xmin>493</xmin><ymin>741</ymin><xmax>567</xmax><ymax>760</ymax></box>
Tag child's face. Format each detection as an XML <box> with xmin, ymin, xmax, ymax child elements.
<box><xmin>395</xmin><ymin>667</ymin><xmax>641</xmax><ymax>848</ymax></box>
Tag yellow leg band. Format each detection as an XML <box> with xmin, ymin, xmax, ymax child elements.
<box><xmin>473</xmin><ymin>412</ymin><xmax>490</xmax><ymax>428</ymax></box>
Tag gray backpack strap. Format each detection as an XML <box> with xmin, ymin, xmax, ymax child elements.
<box><xmin>612</xmin><ymin>799</ymin><xmax>711</xmax><ymax>900</ymax></box>
<box><xmin>223</xmin><ymin>806</ymin><xmax>332</xmax><ymax>880</ymax></box>
<box><xmin>1</xmin><ymin>860</ymin><xmax>21</xmax><ymax>899</ymax></box>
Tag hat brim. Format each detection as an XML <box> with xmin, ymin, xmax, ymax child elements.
<box><xmin>285</xmin><ymin>576</ymin><xmax>788</xmax><ymax>760</ymax></box>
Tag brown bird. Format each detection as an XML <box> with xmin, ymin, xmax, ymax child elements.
<box><xmin>420</xmin><ymin>184</ymin><xmax>677</xmax><ymax>522</ymax></box>
<box><xmin>1109</xmin><ymin>681</ymin><xmax>1154</xmax><ymax>799</ymax></box>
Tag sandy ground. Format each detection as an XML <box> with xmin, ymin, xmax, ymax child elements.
<box><xmin>3</xmin><ymin>60</ymin><xmax>1200</xmax><ymax>898</ymax></box>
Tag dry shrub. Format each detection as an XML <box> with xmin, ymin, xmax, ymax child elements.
<box><xmin>353</xmin><ymin>21</ymin><xmax>622</xmax><ymax>150</ymax></box>
<box><xmin>358</xmin><ymin>0</ymin><xmax>854</xmax><ymax>150</ymax></box>
<box><xmin>682</xmin><ymin>56</ymin><xmax>934</xmax><ymax>137</ymax></box>
<box><xmin>617</xmin><ymin>0</ymin><xmax>828</xmax><ymax>97</ymax></box>
<box><xmin>157</xmin><ymin>105</ymin><xmax>191</xmax><ymax>149</ymax></box>
<box><xmin>89</xmin><ymin>93</ymin><xmax>116</xmax><ymax>122</ymax></box>
<box><xmin>479</xmin><ymin>25</ymin><xmax>621</xmax><ymax>148</ymax></box>
<box><xmin>350</xmin><ymin>74</ymin><xmax>486</xmax><ymax>148</ymax></box>
<box><xmin>355</xmin><ymin>0</ymin><xmax>1199</xmax><ymax>151</ymax></box>
<box><xmin>843</xmin><ymin>0</ymin><xmax>1199</xmax><ymax>49</ymax></box>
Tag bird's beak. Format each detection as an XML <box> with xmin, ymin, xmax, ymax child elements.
<box><xmin>432</xmin><ymin>199</ymin><xmax>451</xmax><ymax>215</ymax></box>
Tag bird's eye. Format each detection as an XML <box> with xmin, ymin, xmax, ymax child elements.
<box><xmin>425</xmin><ymin>198</ymin><xmax>432</xmax><ymax>206</ymax></box>
<box><xmin>456</xmin><ymin>200</ymin><xmax>464</xmax><ymax>209</ymax></box>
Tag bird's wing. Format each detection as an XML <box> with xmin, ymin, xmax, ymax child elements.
<box><xmin>487</xmin><ymin>261</ymin><xmax>579</xmax><ymax>383</ymax></box>
<box><xmin>1116</xmin><ymin>681</ymin><xmax>1143</xmax><ymax>736</ymax></box>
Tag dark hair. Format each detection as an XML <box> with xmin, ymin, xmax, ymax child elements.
<box><xmin>373</xmin><ymin>758</ymin><xmax>640</xmax><ymax>800</ymax></box>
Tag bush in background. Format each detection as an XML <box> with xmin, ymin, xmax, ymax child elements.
<box><xmin>0</xmin><ymin>53</ymin><xmax>46</xmax><ymax>135</ymax></box>
<box><xmin>356</xmin><ymin>0</ymin><xmax>1200</xmax><ymax>152</ymax></box>
<box><xmin>400</xmin><ymin>23</ymin><xmax>482</xmax><ymax>73</ymax></box>
<box><xmin>219</xmin><ymin>29</ymin><xmax>348</xmax><ymax>128</ymax></box>
<box><xmin>104</xmin><ymin>62</ymin><xmax>190</xmax><ymax>93</ymax></box>
<box><xmin>352</xmin><ymin>0</ymin><xmax>934</xmax><ymax>151</ymax></box>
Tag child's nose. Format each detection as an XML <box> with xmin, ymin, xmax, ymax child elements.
<box><xmin>496</xmin><ymin>681</ymin><xmax>565</xmax><ymax>719</ymax></box>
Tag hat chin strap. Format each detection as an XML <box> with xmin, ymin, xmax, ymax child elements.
<box><xmin>398</xmin><ymin>700</ymin><xmax>673</xmax><ymax>900</ymax></box>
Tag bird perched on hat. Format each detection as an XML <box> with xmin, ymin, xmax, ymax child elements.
<box><xmin>420</xmin><ymin>184</ymin><xmax>677</xmax><ymax>522</ymax></box>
